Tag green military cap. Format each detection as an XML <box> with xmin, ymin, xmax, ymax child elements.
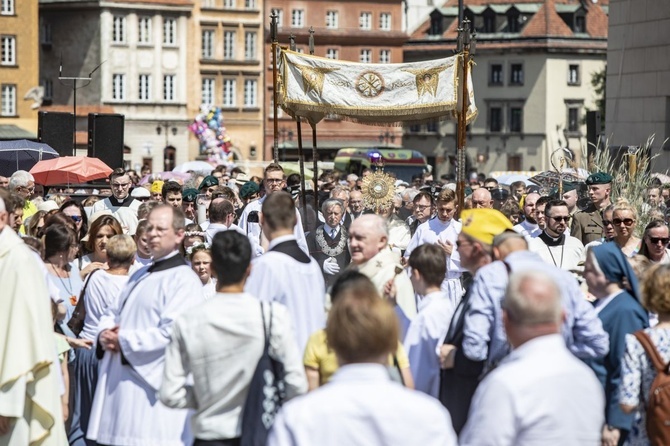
<box><xmin>198</xmin><ymin>175</ymin><xmax>219</xmax><ymax>190</ymax></box>
<box><xmin>586</xmin><ymin>172</ymin><xmax>613</xmax><ymax>185</ymax></box>
<box><xmin>239</xmin><ymin>181</ymin><xmax>260</xmax><ymax>199</ymax></box>
<box><xmin>182</xmin><ymin>188</ymin><xmax>198</xmax><ymax>202</ymax></box>
<box><xmin>562</xmin><ymin>182</ymin><xmax>578</xmax><ymax>193</ymax></box>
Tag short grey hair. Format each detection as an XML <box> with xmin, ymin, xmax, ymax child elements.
<box><xmin>330</xmin><ymin>186</ymin><xmax>350</xmax><ymax>200</ymax></box>
<box><xmin>9</xmin><ymin>170</ymin><xmax>34</xmax><ymax>191</ymax></box>
<box><xmin>502</xmin><ymin>270</ymin><xmax>562</xmax><ymax>326</ymax></box>
<box><xmin>322</xmin><ymin>198</ymin><xmax>344</xmax><ymax>216</ymax></box>
<box><xmin>403</xmin><ymin>189</ymin><xmax>419</xmax><ymax>201</ymax></box>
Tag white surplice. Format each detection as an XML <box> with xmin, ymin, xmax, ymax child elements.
<box><xmin>403</xmin><ymin>290</ymin><xmax>456</xmax><ymax>398</ymax></box>
<box><xmin>87</xmin><ymin>252</ymin><xmax>205</xmax><ymax>446</ymax></box>
<box><xmin>244</xmin><ymin>236</ymin><xmax>326</xmax><ymax>353</ymax></box>
<box><xmin>238</xmin><ymin>196</ymin><xmax>309</xmax><ymax>254</ymax></box>
<box><xmin>204</xmin><ymin>222</ymin><xmax>262</xmax><ymax>257</ymax></box>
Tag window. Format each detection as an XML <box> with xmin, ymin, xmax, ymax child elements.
<box><xmin>379</xmin><ymin>49</ymin><xmax>390</xmax><ymax>63</ymax></box>
<box><xmin>291</xmin><ymin>9</ymin><xmax>304</xmax><ymax>27</ymax></box>
<box><xmin>575</xmin><ymin>14</ymin><xmax>586</xmax><ymax>33</ymax></box>
<box><xmin>41</xmin><ymin>23</ymin><xmax>52</xmax><ymax>45</ymax></box>
<box><xmin>483</xmin><ymin>10</ymin><xmax>496</xmax><ymax>33</ymax></box>
<box><xmin>507</xmin><ymin>10</ymin><xmax>520</xmax><ymax>32</ymax></box>
<box><xmin>426</xmin><ymin>121</ymin><xmax>438</xmax><ymax>133</ymax></box>
<box><xmin>202</xmin><ymin>78</ymin><xmax>215</xmax><ymax>106</ymax></box>
<box><xmin>112</xmin><ymin>16</ymin><xmax>126</xmax><ymax>43</ymax></box>
<box><xmin>1</xmin><ymin>0</ymin><xmax>14</xmax><ymax>15</ymax></box>
<box><xmin>202</xmin><ymin>30</ymin><xmax>214</xmax><ymax>59</ymax></box>
<box><xmin>510</xmin><ymin>63</ymin><xmax>524</xmax><ymax>85</ymax></box>
<box><xmin>245</xmin><ymin>0</ymin><xmax>255</xmax><ymax>9</ymax></box>
<box><xmin>272</xmin><ymin>8</ymin><xmax>283</xmax><ymax>28</ymax></box>
<box><xmin>43</xmin><ymin>78</ymin><xmax>53</xmax><ymax>99</ymax></box>
<box><xmin>490</xmin><ymin>64</ymin><xmax>503</xmax><ymax>85</ymax></box>
<box><xmin>163</xmin><ymin>75</ymin><xmax>175</xmax><ymax>101</ymax></box>
<box><xmin>244</xmin><ymin>32</ymin><xmax>256</xmax><ymax>60</ymax></box>
<box><xmin>223</xmin><ymin>31</ymin><xmax>235</xmax><ymax>59</ymax></box>
<box><xmin>223</xmin><ymin>79</ymin><xmax>236</xmax><ymax>107</ymax></box>
<box><xmin>112</xmin><ymin>74</ymin><xmax>126</xmax><ymax>101</ymax></box>
<box><xmin>1</xmin><ymin>36</ymin><xmax>15</xmax><ymax>65</ymax></box>
<box><xmin>360</xmin><ymin>12</ymin><xmax>372</xmax><ymax>30</ymax></box>
<box><xmin>326</xmin><ymin>11</ymin><xmax>338</xmax><ymax>29</ymax></box>
<box><xmin>163</xmin><ymin>18</ymin><xmax>176</xmax><ymax>45</ymax></box>
<box><xmin>326</xmin><ymin>48</ymin><xmax>338</xmax><ymax>59</ymax></box>
<box><xmin>408</xmin><ymin>124</ymin><xmax>420</xmax><ymax>133</ymax></box>
<box><xmin>489</xmin><ymin>106</ymin><xmax>502</xmax><ymax>132</ymax></box>
<box><xmin>360</xmin><ymin>49</ymin><xmax>371</xmax><ymax>63</ymax></box>
<box><xmin>509</xmin><ymin>106</ymin><xmax>523</xmax><ymax>132</ymax></box>
<box><xmin>568</xmin><ymin>64</ymin><xmax>580</xmax><ymax>85</ymax></box>
<box><xmin>380</xmin><ymin>13</ymin><xmax>391</xmax><ymax>31</ymax></box>
<box><xmin>244</xmin><ymin>79</ymin><xmax>257</xmax><ymax>107</ymax></box>
<box><xmin>1</xmin><ymin>84</ymin><xmax>15</xmax><ymax>116</ymax></box>
<box><xmin>138</xmin><ymin>17</ymin><xmax>152</xmax><ymax>44</ymax></box>
<box><xmin>139</xmin><ymin>74</ymin><xmax>151</xmax><ymax>101</ymax></box>
<box><xmin>223</xmin><ymin>0</ymin><xmax>235</xmax><ymax>8</ymax></box>
<box><xmin>566</xmin><ymin>101</ymin><xmax>583</xmax><ymax>133</ymax></box>
<box><xmin>202</xmin><ymin>0</ymin><xmax>214</xmax><ymax>7</ymax></box>
<box><xmin>429</xmin><ymin>16</ymin><xmax>442</xmax><ymax>35</ymax></box>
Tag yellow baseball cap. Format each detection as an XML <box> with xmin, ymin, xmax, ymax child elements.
<box><xmin>461</xmin><ymin>208</ymin><xmax>513</xmax><ymax>245</ymax></box>
<box><xmin>150</xmin><ymin>180</ymin><xmax>164</xmax><ymax>194</ymax></box>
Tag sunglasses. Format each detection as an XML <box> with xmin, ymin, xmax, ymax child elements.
<box><xmin>549</xmin><ymin>216</ymin><xmax>570</xmax><ymax>222</ymax></box>
<box><xmin>70</xmin><ymin>215</ymin><xmax>82</xmax><ymax>223</ymax></box>
<box><xmin>648</xmin><ymin>237</ymin><xmax>670</xmax><ymax>245</ymax></box>
<box><xmin>602</xmin><ymin>220</ymin><xmax>612</xmax><ymax>226</ymax></box>
<box><xmin>613</xmin><ymin>218</ymin><xmax>635</xmax><ymax>226</ymax></box>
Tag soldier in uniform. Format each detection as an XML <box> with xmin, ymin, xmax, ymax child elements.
<box><xmin>571</xmin><ymin>172</ymin><xmax>613</xmax><ymax>246</ymax></box>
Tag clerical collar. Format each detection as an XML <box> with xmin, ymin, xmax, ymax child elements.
<box><xmin>149</xmin><ymin>250</ymin><xmax>187</xmax><ymax>272</ymax></box>
<box><xmin>539</xmin><ymin>231</ymin><xmax>565</xmax><ymax>246</ymax></box>
<box><xmin>108</xmin><ymin>194</ymin><xmax>136</xmax><ymax>207</ymax></box>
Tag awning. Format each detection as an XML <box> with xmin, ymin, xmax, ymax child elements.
<box><xmin>0</xmin><ymin>125</ymin><xmax>37</xmax><ymax>140</ymax></box>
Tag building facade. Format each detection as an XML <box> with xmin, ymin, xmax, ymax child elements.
<box><xmin>263</xmin><ymin>0</ymin><xmax>406</xmax><ymax>162</ymax></box>
<box><xmin>606</xmin><ymin>0</ymin><xmax>670</xmax><ymax>172</ymax></box>
<box><xmin>39</xmin><ymin>0</ymin><xmax>192</xmax><ymax>172</ymax></box>
<box><xmin>0</xmin><ymin>0</ymin><xmax>40</xmax><ymax>138</ymax></box>
<box><xmin>405</xmin><ymin>0</ymin><xmax>608</xmax><ymax>176</ymax></box>
<box><xmin>190</xmin><ymin>0</ymin><xmax>265</xmax><ymax>163</ymax></box>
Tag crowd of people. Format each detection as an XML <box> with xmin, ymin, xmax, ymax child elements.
<box><xmin>2</xmin><ymin>162</ymin><xmax>670</xmax><ymax>446</ymax></box>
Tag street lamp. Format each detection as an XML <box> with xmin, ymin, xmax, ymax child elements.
<box><xmin>156</xmin><ymin>122</ymin><xmax>178</xmax><ymax>148</ymax></box>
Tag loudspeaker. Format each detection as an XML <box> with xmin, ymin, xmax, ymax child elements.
<box><xmin>38</xmin><ymin>111</ymin><xmax>74</xmax><ymax>157</ymax></box>
<box><xmin>586</xmin><ymin>111</ymin><xmax>602</xmax><ymax>166</ymax></box>
<box><xmin>88</xmin><ymin>113</ymin><xmax>124</xmax><ymax>169</ymax></box>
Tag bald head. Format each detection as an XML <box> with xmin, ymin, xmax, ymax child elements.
<box><xmin>472</xmin><ymin>188</ymin><xmax>493</xmax><ymax>208</ymax></box>
<box><xmin>348</xmin><ymin>214</ymin><xmax>389</xmax><ymax>265</ymax></box>
<box><xmin>493</xmin><ymin>232</ymin><xmax>528</xmax><ymax>260</ymax></box>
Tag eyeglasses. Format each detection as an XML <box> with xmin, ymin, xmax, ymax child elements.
<box><xmin>613</xmin><ymin>218</ymin><xmax>635</xmax><ymax>226</ymax></box>
<box><xmin>21</xmin><ymin>185</ymin><xmax>35</xmax><ymax>193</ymax></box>
<box><xmin>112</xmin><ymin>182</ymin><xmax>131</xmax><ymax>189</ymax></box>
<box><xmin>414</xmin><ymin>204</ymin><xmax>431</xmax><ymax>211</ymax></box>
<box><xmin>602</xmin><ymin>220</ymin><xmax>612</xmax><ymax>226</ymax></box>
<box><xmin>548</xmin><ymin>215</ymin><xmax>570</xmax><ymax>222</ymax></box>
<box><xmin>70</xmin><ymin>215</ymin><xmax>82</xmax><ymax>223</ymax></box>
<box><xmin>648</xmin><ymin>237</ymin><xmax>670</xmax><ymax>245</ymax></box>
<box><xmin>265</xmin><ymin>178</ymin><xmax>284</xmax><ymax>184</ymax></box>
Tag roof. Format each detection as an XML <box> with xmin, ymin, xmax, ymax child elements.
<box><xmin>0</xmin><ymin>125</ymin><xmax>37</xmax><ymax>140</ymax></box>
<box><xmin>409</xmin><ymin>0</ymin><xmax>608</xmax><ymax>45</ymax></box>
<box><xmin>39</xmin><ymin>0</ymin><xmax>192</xmax><ymax>5</ymax></box>
<box><xmin>39</xmin><ymin>104</ymin><xmax>116</xmax><ymax>117</ymax></box>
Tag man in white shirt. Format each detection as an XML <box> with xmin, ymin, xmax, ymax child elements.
<box><xmin>204</xmin><ymin>198</ymin><xmax>262</xmax><ymax>257</ymax></box>
<box><xmin>403</xmin><ymin>244</ymin><xmax>456</xmax><ymax>398</ymax></box>
<box><xmin>87</xmin><ymin>205</ymin><xmax>204</xmax><ymax>446</ymax></box>
<box><xmin>529</xmin><ymin>199</ymin><xmax>585</xmax><ymax>271</ymax></box>
<box><xmin>268</xmin><ymin>284</ymin><xmax>457</xmax><ymax>446</ymax></box>
<box><xmin>513</xmin><ymin>192</ymin><xmax>541</xmax><ymax>238</ymax></box>
<box><xmin>460</xmin><ymin>270</ymin><xmax>604</xmax><ymax>446</ymax></box>
<box><xmin>238</xmin><ymin>163</ymin><xmax>308</xmax><ymax>254</ymax></box>
<box><xmin>91</xmin><ymin>168</ymin><xmax>142</xmax><ymax>216</ymax></box>
<box><xmin>245</xmin><ymin>192</ymin><xmax>325</xmax><ymax>353</ymax></box>
<box><xmin>160</xmin><ymin>230</ymin><xmax>307</xmax><ymax>444</ymax></box>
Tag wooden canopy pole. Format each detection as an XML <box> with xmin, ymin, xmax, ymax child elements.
<box><xmin>270</xmin><ymin>12</ymin><xmax>279</xmax><ymax>163</ymax></box>
<box><xmin>456</xmin><ymin>18</ymin><xmax>474</xmax><ymax>218</ymax></box>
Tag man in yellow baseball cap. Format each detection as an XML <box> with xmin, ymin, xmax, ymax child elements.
<box><xmin>150</xmin><ymin>180</ymin><xmax>164</xmax><ymax>202</ymax></box>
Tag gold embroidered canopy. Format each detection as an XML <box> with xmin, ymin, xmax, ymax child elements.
<box><xmin>278</xmin><ymin>50</ymin><xmax>478</xmax><ymax>126</ymax></box>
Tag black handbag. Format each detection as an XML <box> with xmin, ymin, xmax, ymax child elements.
<box><xmin>67</xmin><ymin>268</ymin><xmax>100</xmax><ymax>336</ymax></box>
<box><xmin>240</xmin><ymin>302</ymin><xmax>287</xmax><ymax>446</ymax></box>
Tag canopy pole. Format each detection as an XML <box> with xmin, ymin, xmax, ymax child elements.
<box><xmin>288</xmin><ymin>35</ymin><xmax>308</xmax><ymax>222</ymax></box>
<box><xmin>271</xmin><ymin>12</ymin><xmax>279</xmax><ymax>163</ymax></box>
<box><xmin>309</xmin><ymin>27</ymin><xmax>319</xmax><ymax>230</ymax></box>
<box><xmin>456</xmin><ymin>19</ymin><xmax>475</xmax><ymax>218</ymax></box>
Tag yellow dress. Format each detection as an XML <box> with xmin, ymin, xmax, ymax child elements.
<box><xmin>303</xmin><ymin>329</ymin><xmax>410</xmax><ymax>385</ymax></box>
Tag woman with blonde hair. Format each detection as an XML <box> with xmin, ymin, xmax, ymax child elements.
<box><xmin>611</xmin><ymin>198</ymin><xmax>641</xmax><ymax>257</ymax></box>
<box><xmin>620</xmin><ymin>264</ymin><xmax>670</xmax><ymax>445</ymax></box>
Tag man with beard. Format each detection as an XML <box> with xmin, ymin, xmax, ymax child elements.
<box><xmin>513</xmin><ymin>192</ymin><xmax>541</xmax><ymax>238</ymax></box>
<box><xmin>91</xmin><ymin>168</ymin><xmax>142</xmax><ymax>217</ymax></box>
<box><xmin>571</xmin><ymin>172</ymin><xmax>613</xmax><ymax>245</ymax></box>
<box><xmin>306</xmin><ymin>198</ymin><xmax>351</xmax><ymax>289</ymax></box>
<box><xmin>529</xmin><ymin>200</ymin><xmax>585</xmax><ymax>271</ymax></box>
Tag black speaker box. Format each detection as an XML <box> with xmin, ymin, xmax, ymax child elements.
<box><xmin>38</xmin><ymin>111</ymin><xmax>74</xmax><ymax>157</ymax></box>
<box><xmin>88</xmin><ymin>113</ymin><xmax>124</xmax><ymax>169</ymax></box>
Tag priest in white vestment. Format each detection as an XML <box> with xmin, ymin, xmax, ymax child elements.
<box><xmin>245</xmin><ymin>192</ymin><xmax>325</xmax><ymax>353</ymax></box>
<box><xmin>87</xmin><ymin>205</ymin><xmax>204</xmax><ymax>446</ymax></box>
<box><xmin>0</xmin><ymin>196</ymin><xmax>68</xmax><ymax>446</ymax></box>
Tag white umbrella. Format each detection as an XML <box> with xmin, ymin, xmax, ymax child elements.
<box><xmin>172</xmin><ymin>160</ymin><xmax>215</xmax><ymax>173</ymax></box>
<box><xmin>496</xmin><ymin>173</ymin><xmax>532</xmax><ymax>186</ymax></box>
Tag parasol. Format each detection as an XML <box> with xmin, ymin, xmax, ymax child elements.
<box><xmin>172</xmin><ymin>161</ymin><xmax>215</xmax><ymax>173</ymax></box>
<box><xmin>30</xmin><ymin>156</ymin><xmax>112</xmax><ymax>185</ymax></box>
<box><xmin>0</xmin><ymin>139</ymin><xmax>59</xmax><ymax>177</ymax></box>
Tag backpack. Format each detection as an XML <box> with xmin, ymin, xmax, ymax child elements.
<box><xmin>633</xmin><ymin>330</ymin><xmax>670</xmax><ymax>445</ymax></box>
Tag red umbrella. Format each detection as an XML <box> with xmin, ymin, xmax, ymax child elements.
<box><xmin>30</xmin><ymin>156</ymin><xmax>113</xmax><ymax>185</ymax></box>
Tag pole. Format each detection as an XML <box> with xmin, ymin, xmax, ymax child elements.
<box><xmin>271</xmin><ymin>12</ymin><xmax>279</xmax><ymax>163</ymax></box>
<box><xmin>456</xmin><ymin>22</ymin><xmax>470</xmax><ymax>218</ymax></box>
<box><xmin>288</xmin><ymin>35</ymin><xmax>308</xmax><ymax>220</ymax></box>
<box><xmin>309</xmin><ymin>27</ymin><xmax>319</xmax><ymax>221</ymax></box>
<box><xmin>72</xmin><ymin>79</ymin><xmax>77</xmax><ymax>156</ymax></box>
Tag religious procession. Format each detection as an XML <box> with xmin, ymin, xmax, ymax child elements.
<box><xmin>3</xmin><ymin>6</ymin><xmax>670</xmax><ymax>446</ymax></box>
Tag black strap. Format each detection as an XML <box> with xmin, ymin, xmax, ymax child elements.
<box><xmin>260</xmin><ymin>302</ymin><xmax>273</xmax><ymax>350</ymax></box>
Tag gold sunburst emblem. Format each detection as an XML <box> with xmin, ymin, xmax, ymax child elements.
<box><xmin>361</xmin><ymin>170</ymin><xmax>396</xmax><ymax>211</ymax></box>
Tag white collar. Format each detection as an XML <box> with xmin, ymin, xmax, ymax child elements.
<box><xmin>418</xmin><ymin>290</ymin><xmax>446</xmax><ymax>312</ymax></box>
<box><xmin>268</xmin><ymin>234</ymin><xmax>296</xmax><ymax>250</ymax></box>
<box><xmin>506</xmin><ymin>334</ymin><xmax>565</xmax><ymax>362</ymax></box>
<box><xmin>330</xmin><ymin>363</ymin><xmax>391</xmax><ymax>384</ymax></box>
<box><xmin>324</xmin><ymin>223</ymin><xmax>339</xmax><ymax>234</ymax></box>
<box><xmin>594</xmin><ymin>290</ymin><xmax>625</xmax><ymax>314</ymax></box>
